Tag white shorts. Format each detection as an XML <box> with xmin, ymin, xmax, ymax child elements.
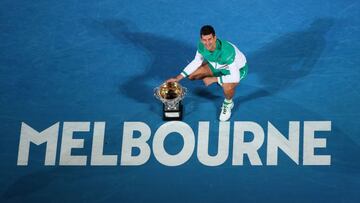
<box><xmin>215</xmin><ymin>45</ymin><xmax>247</xmax><ymax>85</ymax></box>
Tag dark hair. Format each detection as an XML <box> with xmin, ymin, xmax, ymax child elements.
<box><xmin>200</xmin><ymin>25</ymin><xmax>215</xmax><ymax>37</ymax></box>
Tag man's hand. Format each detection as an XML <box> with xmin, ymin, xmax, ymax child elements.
<box><xmin>166</xmin><ymin>77</ymin><xmax>179</xmax><ymax>83</ymax></box>
<box><xmin>165</xmin><ymin>74</ymin><xmax>184</xmax><ymax>83</ymax></box>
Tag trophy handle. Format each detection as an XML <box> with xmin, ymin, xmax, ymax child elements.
<box><xmin>154</xmin><ymin>87</ymin><xmax>160</xmax><ymax>100</ymax></box>
<box><xmin>180</xmin><ymin>86</ymin><xmax>187</xmax><ymax>99</ymax></box>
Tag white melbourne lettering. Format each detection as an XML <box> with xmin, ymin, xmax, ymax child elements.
<box><xmin>17</xmin><ymin>121</ymin><xmax>332</xmax><ymax>166</ymax></box>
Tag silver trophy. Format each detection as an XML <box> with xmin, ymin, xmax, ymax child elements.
<box><xmin>154</xmin><ymin>82</ymin><xmax>187</xmax><ymax>120</ymax></box>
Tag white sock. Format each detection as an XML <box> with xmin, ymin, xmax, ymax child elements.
<box><xmin>224</xmin><ymin>98</ymin><xmax>233</xmax><ymax>104</ymax></box>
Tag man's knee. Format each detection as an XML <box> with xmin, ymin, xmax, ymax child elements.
<box><xmin>222</xmin><ymin>83</ymin><xmax>238</xmax><ymax>91</ymax></box>
<box><xmin>188</xmin><ymin>74</ymin><xmax>197</xmax><ymax>80</ymax></box>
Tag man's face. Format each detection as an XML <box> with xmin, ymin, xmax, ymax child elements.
<box><xmin>201</xmin><ymin>34</ymin><xmax>217</xmax><ymax>51</ymax></box>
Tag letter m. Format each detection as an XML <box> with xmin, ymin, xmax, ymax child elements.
<box><xmin>17</xmin><ymin>122</ymin><xmax>59</xmax><ymax>166</ymax></box>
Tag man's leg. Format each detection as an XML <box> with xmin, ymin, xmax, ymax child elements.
<box><xmin>187</xmin><ymin>62</ymin><xmax>219</xmax><ymax>86</ymax></box>
<box><xmin>219</xmin><ymin>82</ymin><xmax>239</xmax><ymax>121</ymax></box>
<box><xmin>202</xmin><ymin>77</ymin><xmax>218</xmax><ymax>86</ymax></box>
<box><xmin>188</xmin><ymin>63</ymin><xmax>213</xmax><ymax>80</ymax></box>
<box><xmin>222</xmin><ymin>83</ymin><xmax>238</xmax><ymax>100</ymax></box>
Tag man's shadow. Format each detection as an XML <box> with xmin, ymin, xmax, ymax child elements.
<box><xmin>89</xmin><ymin>18</ymin><xmax>334</xmax><ymax>112</ymax></box>
<box><xmin>100</xmin><ymin>20</ymin><xmax>196</xmax><ymax>99</ymax></box>
<box><xmin>235</xmin><ymin>18</ymin><xmax>334</xmax><ymax>108</ymax></box>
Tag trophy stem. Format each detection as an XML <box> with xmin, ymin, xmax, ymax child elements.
<box><xmin>162</xmin><ymin>101</ymin><xmax>183</xmax><ymax>121</ymax></box>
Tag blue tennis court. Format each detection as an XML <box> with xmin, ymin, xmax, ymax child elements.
<box><xmin>1</xmin><ymin>0</ymin><xmax>359</xmax><ymax>202</ymax></box>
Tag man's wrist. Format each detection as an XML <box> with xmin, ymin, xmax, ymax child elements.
<box><xmin>180</xmin><ymin>71</ymin><xmax>189</xmax><ymax>78</ymax></box>
<box><xmin>176</xmin><ymin>74</ymin><xmax>184</xmax><ymax>81</ymax></box>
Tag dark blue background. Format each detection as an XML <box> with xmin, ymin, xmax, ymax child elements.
<box><xmin>1</xmin><ymin>0</ymin><xmax>359</xmax><ymax>202</ymax></box>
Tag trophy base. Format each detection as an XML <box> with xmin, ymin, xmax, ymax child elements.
<box><xmin>163</xmin><ymin>102</ymin><xmax>183</xmax><ymax>121</ymax></box>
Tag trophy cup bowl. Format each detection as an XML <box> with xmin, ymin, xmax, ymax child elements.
<box><xmin>154</xmin><ymin>82</ymin><xmax>187</xmax><ymax>120</ymax></box>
